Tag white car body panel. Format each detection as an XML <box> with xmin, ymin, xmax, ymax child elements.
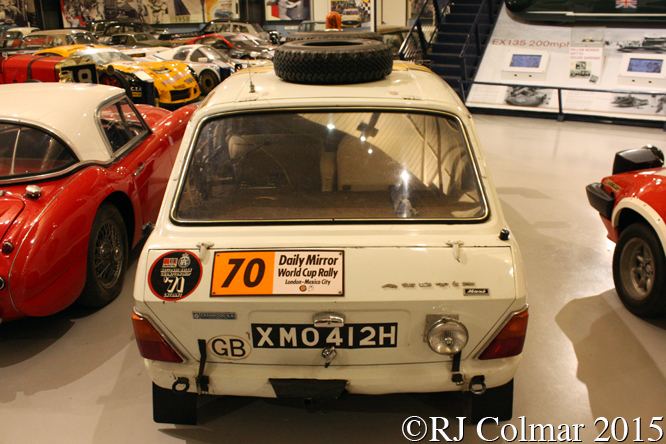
<box><xmin>134</xmin><ymin>62</ymin><xmax>527</xmax><ymax>398</ymax></box>
<box><xmin>612</xmin><ymin>196</ymin><xmax>666</xmax><ymax>254</ymax></box>
<box><xmin>0</xmin><ymin>83</ymin><xmax>123</xmax><ymax>162</ymax></box>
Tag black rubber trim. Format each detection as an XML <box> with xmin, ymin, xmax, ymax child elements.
<box><xmin>586</xmin><ymin>182</ymin><xmax>615</xmax><ymax>221</ymax></box>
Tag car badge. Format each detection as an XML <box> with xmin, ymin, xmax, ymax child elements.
<box><xmin>178</xmin><ymin>254</ymin><xmax>191</xmax><ymax>268</ymax></box>
<box><xmin>602</xmin><ymin>178</ymin><xmax>621</xmax><ymax>193</ymax></box>
<box><xmin>464</xmin><ymin>288</ymin><xmax>490</xmax><ymax>296</ymax></box>
<box><xmin>382</xmin><ymin>284</ymin><xmax>398</xmax><ymax>289</ymax></box>
<box><xmin>193</xmin><ymin>312</ymin><xmax>236</xmax><ymax>320</ymax></box>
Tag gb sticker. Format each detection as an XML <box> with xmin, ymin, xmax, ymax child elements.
<box><xmin>149</xmin><ymin>251</ymin><xmax>202</xmax><ymax>301</ymax></box>
<box><xmin>207</xmin><ymin>335</ymin><xmax>251</xmax><ymax>360</ymax></box>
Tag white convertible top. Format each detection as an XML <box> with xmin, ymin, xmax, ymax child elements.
<box><xmin>0</xmin><ymin>83</ymin><xmax>125</xmax><ymax>162</ymax></box>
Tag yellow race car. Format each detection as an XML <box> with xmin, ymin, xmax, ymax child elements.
<box><xmin>37</xmin><ymin>45</ymin><xmax>200</xmax><ymax>108</ymax></box>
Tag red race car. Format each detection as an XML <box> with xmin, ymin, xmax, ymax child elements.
<box><xmin>586</xmin><ymin>145</ymin><xmax>666</xmax><ymax>316</ymax></box>
<box><xmin>0</xmin><ymin>53</ymin><xmax>97</xmax><ymax>84</ymax></box>
<box><xmin>0</xmin><ymin>83</ymin><xmax>195</xmax><ymax>322</ymax></box>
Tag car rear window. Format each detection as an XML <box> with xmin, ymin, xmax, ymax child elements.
<box><xmin>0</xmin><ymin>124</ymin><xmax>76</xmax><ymax>179</ymax></box>
<box><xmin>174</xmin><ymin>110</ymin><xmax>487</xmax><ymax>223</ymax></box>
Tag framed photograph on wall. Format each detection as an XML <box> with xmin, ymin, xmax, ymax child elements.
<box><xmin>265</xmin><ymin>0</ymin><xmax>310</xmax><ymax>21</ymax></box>
<box><xmin>205</xmin><ymin>0</ymin><xmax>237</xmax><ymax>21</ymax></box>
<box><xmin>330</xmin><ymin>0</ymin><xmax>374</xmax><ymax>31</ymax></box>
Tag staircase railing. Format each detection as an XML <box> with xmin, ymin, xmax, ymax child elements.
<box><xmin>457</xmin><ymin>0</ymin><xmax>503</xmax><ymax>97</ymax></box>
<box><xmin>398</xmin><ymin>0</ymin><xmax>446</xmax><ymax>62</ymax></box>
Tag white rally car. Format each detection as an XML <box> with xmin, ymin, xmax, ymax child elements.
<box><xmin>132</xmin><ymin>38</ymin><xmax>528</xmax><ymax>426</ymax></box>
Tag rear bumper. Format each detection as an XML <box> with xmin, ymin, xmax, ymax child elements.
<box><xmin>145</xmin><ymin>355</ymin><xmax>521</xmax><ymax>397</ymax></box>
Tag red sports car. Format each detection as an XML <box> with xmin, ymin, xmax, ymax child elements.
<box><xmin>0</xmin><ymin>83</ymin><xmax>195</xmax><ymax>322</ymax></box>
<box><xmin>586</xmin><ymin>145</ymin><xmax>666</xmax><ymax>316</ymax></box>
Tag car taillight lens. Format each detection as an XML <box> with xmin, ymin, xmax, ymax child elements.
<box><xmin>132</xmin><ymin>312</ymin><xmax>183</xmax><ymax>363</ymax></box>
<box><xmin>478</xmin><ymin>308</ymin><xmax>529</xmax><ymax>360</ymax></box>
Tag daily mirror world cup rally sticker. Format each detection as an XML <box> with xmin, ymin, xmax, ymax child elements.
<box><xmin>149</xmin><ymin>251</ymin><xmax>203</xmax><ymax>301</ymax></box>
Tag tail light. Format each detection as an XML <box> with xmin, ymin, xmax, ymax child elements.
<box><xmin>132</xmin><ymin>311</ymin><xmax>183</xmax><ymax>363</ymax></box>
<box><xmin>478</xmin><ymin>307</ymin><xmax>529</xmax><ymax>360</ymax></box>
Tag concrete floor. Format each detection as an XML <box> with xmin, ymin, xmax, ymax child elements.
<box><xmin>1</xmin><ymin>115</ymin><xmax>665</xmax><ymax>443</ymax></box>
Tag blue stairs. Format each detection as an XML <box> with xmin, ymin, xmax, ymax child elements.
<box><xmin>426</xmin><ymin>0</ymin><xmax>502</xmax><ymax>99</ymax></box>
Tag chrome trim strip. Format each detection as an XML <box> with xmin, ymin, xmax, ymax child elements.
<box><xmin>0</xmin><ymin>160</ymin><xmax>113</xmax><ymax>186</ymax></box>
<box><xmin>473</xmin><ymin>304</ymin><xmax>529</xmax><ymax>360</ymax></box>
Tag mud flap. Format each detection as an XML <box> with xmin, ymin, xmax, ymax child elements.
<box><xmin>152</xmin><ymin>383</ymin><xmax>197</xmax><ymax>425</ymax></box>
<box><xmin>269</xmin><ymin>379</ymin><xmax>348</xmax><ymax>399</ymax></box>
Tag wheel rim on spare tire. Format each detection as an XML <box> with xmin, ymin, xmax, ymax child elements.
<box><xmin>619</xmin><ymin>237</ymin><xmax>655</xmax><ymax>301</ymax></box>
<box><xmin>273</xmin><ymin>38</ymin><xmax>393</xmax><ymax>85</ymax></box>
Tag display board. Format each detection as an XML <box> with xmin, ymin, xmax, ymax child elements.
<box><xmin>59</xmin><ymin>0</ymin><xmax>242</xmax><ymax>26</ymax></box>
<box><xmin>265</xmin><ymin>0</ymin><xmax>311</xmax><ymax>21</ymax></box>
<box><xmin>466</xmin><ymin>7</ymin><xmax>666</xmax><ymax>122</ymax></box>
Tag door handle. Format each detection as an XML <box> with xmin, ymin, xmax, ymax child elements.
<box><xmin>133</xmin><ymin>163</ymin><xmax>146</xmax><ymax>177</ymax></box>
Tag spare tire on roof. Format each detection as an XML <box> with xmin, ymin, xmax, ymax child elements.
<box><xmin>273</xmin><ymin>39</ymin><xmax>393</xmax><ymax>85</ymax></box>
<box><xmin>286</xmin><ymin>30</ymin><xmax>383</xmax><ymax>42</ymax></box>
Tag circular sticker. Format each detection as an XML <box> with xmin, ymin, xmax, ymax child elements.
<box><xmin>149</xmin><ymin>251</ymin><xmax>202</xmax><ymax>301</ymax></box>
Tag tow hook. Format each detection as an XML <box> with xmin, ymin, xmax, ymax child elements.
<box><xmin>172</xmin><ymin>377</ymin><xmax>190</xmax><ymax>393</ymax></box>
<box><xmin>469</xmin><ymin>375</ymin><xmax>486</xmax><ymax>395</ymax></box>
<box><xmin>322</xmin><ymin>346</ymin><xmax>337</xmax><ymax>368</ymax></box>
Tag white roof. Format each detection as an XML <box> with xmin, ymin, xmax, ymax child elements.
<box><xmin>0</xmin><ymin>83</ymin><xmax>125</xmax><ymax>162</ymax></box>
<box><xmin>197</xmin><ymin>61</ymin><xmax>466</xmax><ymax>120</ymax></box>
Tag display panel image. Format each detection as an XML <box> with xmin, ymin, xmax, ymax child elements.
<box><xmin>509</xmin><ymin>54</ymin><xmax>542</xmax><ymax>68</ymax></box>
<box><xmin>627</xmin><ymin>58</ymin><xmax>663</xmax><ymax>73</ymax></box>
<box><xmin>504</xmin><ymin>86</ymin><xmax>550</xmax><ymax>107</ymax></box>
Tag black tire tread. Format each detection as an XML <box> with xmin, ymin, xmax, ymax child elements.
<box><xmin>612</xmin><ymin>222</ymin><xmax>666</xmax><ymax>317</ymax></box>
<box><xmin>273</xmin><ymin>39</ymin><xmax>393</xmax><ymax>85</ymax></box>
<box><xmin>199</xmin><ymin>69</ymin><xmax>220</xmax><ymax>95</ymax></box>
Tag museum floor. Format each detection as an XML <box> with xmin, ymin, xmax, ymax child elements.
<box><xmin>1</xmin><ymin>114</ymin><xmax>665</xmax><ymax>444</ymax></box>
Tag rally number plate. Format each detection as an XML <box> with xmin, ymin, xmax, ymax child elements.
<box><xmin>211</xmin><ymin>250</ymin><xmax>344</xmax><ymax>296</ymax></box>
<box><xmin>251</xmin><ymin>323</ymin><xmax>398</xmax><ymax>349</ymax></box>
